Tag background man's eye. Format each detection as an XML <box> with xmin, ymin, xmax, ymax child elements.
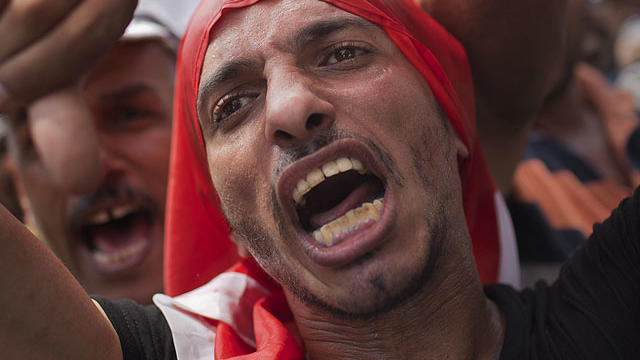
<box><xmin>212</xmin><ymin>94</ymin><xmax>257</xmax><ymax>125</ymax></box>
<box><xmin>104</xmin><ymin>106</ymin><xmax>158</xmax><ymax>129</ymax></box>
<box><xmin>115</xmin><ymin>107</ymin><xmax>145</xmax><ymax>122</ymax></box>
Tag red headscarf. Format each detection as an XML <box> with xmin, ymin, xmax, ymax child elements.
<box><xmin>163</xmin><ymin>0</ymin><xmax>510</xmax><ymax>357</ymax></box>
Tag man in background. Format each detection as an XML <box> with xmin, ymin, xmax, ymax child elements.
<box><xmin>2</xmin><ymin>0</ymin><xmax>199</xmax><ymax>304</ymax></box>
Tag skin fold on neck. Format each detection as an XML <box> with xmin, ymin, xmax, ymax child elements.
<box><xmin>284</xmin><ymin>247</ymin><xmax>505</xmax><ymax>360</ymax></box>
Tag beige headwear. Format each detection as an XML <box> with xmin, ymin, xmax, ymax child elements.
<box><xmin>615</xmin><ymin>16</ymin><xmax>640</xmax><ymax>68</ymax></box>
<box><xmin>122</xmin><ymin>0</ymin><xmax>201</xmax><ymax>52</ymax></box>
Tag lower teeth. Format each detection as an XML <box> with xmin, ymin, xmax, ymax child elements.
<box><xmin>93</xmin><ymin>240</ymin><xmax>146</xmax><ymax>266</ymax></box>
<box><xmin>312</xmin><ymin>198</ymin><xmax>383</xmax><ymax>247</ymax></box>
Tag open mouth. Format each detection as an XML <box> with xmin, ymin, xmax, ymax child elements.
<box><xmin>78</xmin><ymin>202</ymin><xmax>154</xmax><ymax>273</ymax></box>
<box><xmin>291</xmin><ymin>154</ymin><xmax>386</xmax><ymax>248</ymax></box>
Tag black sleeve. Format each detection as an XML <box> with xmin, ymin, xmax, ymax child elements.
<box><xmin>92</xmin><ymin>296</ymin><xmax>177</xmax><ymax>360</ymax></box>
<box><xmin>552</xmin><ymin>186</ymin><xmax>640</xmax><ymax>356</ymax></box>
<box><xmin>488</xmin><ymin>187</ymin><xmax>640</xmax><ymax>360</ymax></box>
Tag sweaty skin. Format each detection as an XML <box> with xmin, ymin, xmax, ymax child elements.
<box><xmin>199</xmin><ymin>1</ymin><xmax>504</xmax><ymax>358</ymax></box>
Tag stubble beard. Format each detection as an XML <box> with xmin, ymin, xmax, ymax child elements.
<box><xmin>227</xmin><ymin>181</ymin><xmax>449</xmax><ymax>321</ymax></box>
<box><xmin>223</xmin><ymin>129</ymin><xmax>453</xmax><ymax>320</ymax></box>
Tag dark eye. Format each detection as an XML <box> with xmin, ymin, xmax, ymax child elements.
<box><xmin>212</xmin><ymin>93</ymin><xmax>258</xmax><ymax>125</ymax></box>
<box><xmin>321</xmin><ymin>43</ymin><xmax>369</xmax><ymax>66</ymax></box>
<box><xmin>99</xmin><ymin>106</ymin><xmax>162</xmax><ymax>132</ymax></box>
<box><xmin>113</xmin><ymin>107</ymin><xmax>148</xmax><ymax>123</ymax></box>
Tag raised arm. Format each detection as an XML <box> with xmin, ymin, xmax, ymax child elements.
<box><xmin>0</xmin><ymin>0</ymin><xmax>137</xmax><ymax>193</ymax></box>
<box><xmin>0</xmin><ymin>204</ymin><xmax>122</xmax><ymax>360</ymax></box>
<box><xmin>418</xmin><ymin>0</ymin><xmax>570</xmax><ymax>192</ymax></box>
<box><xmin>0</xmin><ymin>0</ymin><xmax>137</xmax><ymax>111</ymax></box>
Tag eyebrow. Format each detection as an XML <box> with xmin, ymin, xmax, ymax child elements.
<box><xmin>197</xmin><ymin>16</ymin><xmax>376</xmax><ymax>112</ymax></box>
<box><xmin>99</xmin><ymin>84</ymin><xmax>158</xmax><ymax>102</ymax></box>
<box><xmin>197</xmin><ymin>58</ymin><xmax>256</xmax><ymax>111</ymax></box>
<box><xmin>288</xmin><ymin>16</ymin><xmax>374</xmax><ymax>53</ymax></box>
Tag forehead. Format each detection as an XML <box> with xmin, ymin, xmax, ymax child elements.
<box><xmin>86</xmin><ymin>40</ymin><xmax>175</xmax><ymax>94</ymax></box>
<box><xmin>210</xmin><ymin>0</ymin><xmax>344</xmax><ymax>42</ymax></box>
<box><xmin>209</xmin><ymin>0</ymin><xmax>347</xmax><ymax>49</ymax></box>
<box><xmin>200</xmin><ymin>0</ymin><xmax>369</xmax><ymax>83</ymax></box>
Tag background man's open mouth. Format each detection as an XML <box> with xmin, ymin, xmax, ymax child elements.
<box><xmin>80</xmin><ymin>202</ymin><xmax>154</xmax><ymax>272</ymax></box>
<box><xmin>70</xmin><ymin>186</ymin><xmax>158</xmax><ymax>274</ymax></box>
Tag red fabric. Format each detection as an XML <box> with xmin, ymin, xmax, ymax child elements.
<box><xmin>164</xmin><ymin>0</ymin><xmax>501</xmax><ymax>357</ymax></box>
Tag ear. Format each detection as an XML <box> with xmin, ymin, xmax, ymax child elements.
<box><xmin>448</xmin><ymin>123</ymin><xmax>469</xmax><ymax>164</ymax></box>
<box><xmin>228</xmin><ymin>232</ymin><xmax>251</xmax><ymax>258</ymax></box>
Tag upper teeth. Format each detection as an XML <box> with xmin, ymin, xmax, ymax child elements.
<box><xmin>293</xmin><ymin>157</ymin><xmax>367</xmax><ymax>205</ymax></box>
<box><xmin>86</xmin><ymin>204</ymin><xmax>137</xmax><ymax>226</ymax></box>
<box><xmin>87</xmin><ymin>211</ymin><xmax>110</xmax><ymax>226</ymax></box>
<box><xmin>112</xmin><ymin>204</ymin><xmax>136</xmax><ymax>220</ymax></box>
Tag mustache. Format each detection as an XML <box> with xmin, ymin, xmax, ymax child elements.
<box><xmin>68</xmin><ymin>182</ymin><xmax>158</xmax><ymax>230</ymax></box>
<box><xmin>271</xmin><ymin>128</ymin><xmax>402</xmax><ymax>186</ymax></box>
<box><xmin>272</xmin><ymin>128</ymin><xmax>348</xmax><ymax>174</ymax></box>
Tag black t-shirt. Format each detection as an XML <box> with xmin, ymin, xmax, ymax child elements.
<box><xmin>92</xmin><ymin>296</ymin><xmax>176</xmax><ymax>360</ymax></box>
<box><xmin>488</xmin><ymin>187</ymin><xmax>640</xmax><ymax>359</ymax></box>
<box><xmin>97</xmin><ymin>189</ymin><xmax>640</xmax><ymax>360</ymax></box>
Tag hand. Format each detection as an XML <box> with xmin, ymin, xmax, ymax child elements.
<box><xmin>416</xmin><ymin>0</ymin><xmax>569</xmax><ymax>193</ymax></box>
<box><xmin>0</xmin><ymin>0</ymin><xmax>137</xmax><ymax>112</ymax></box>
<box><xmin>416</xmin><ymin>0</ymin><xmax>569</xmax><ymax>122</ymax></box>
<box><xmin>576</xmin><ymin>63</ymin><xmax>639</xmax><ymax>166</ymax></box>
<box><xmin>28</xmin><ymin>86</ymin><xmax>103</xmax><ymax>193</ymax></box>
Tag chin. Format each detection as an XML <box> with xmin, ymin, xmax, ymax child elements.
<box><xmin>289</xmin><ymin>231</ymin><xmax>444</xmax><ymax>320</ymax></box>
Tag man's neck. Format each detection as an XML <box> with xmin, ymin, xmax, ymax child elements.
<box><xmin>285</xmin><ymin>264</ymin><xmax>505</xmax><ymax>360</ymax></box>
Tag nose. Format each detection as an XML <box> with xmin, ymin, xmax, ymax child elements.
<box><xmin>96</xmin><ymin>133</ymin><xmax>129</xmax><ymax>186</ymax></box>
<box><xmin>264</xmin><ymin>68</ymin><xmax>335</xmax><ymax>148</ymax></box>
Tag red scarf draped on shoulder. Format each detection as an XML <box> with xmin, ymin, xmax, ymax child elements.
<box><xmin>164</xmin><ymin>0</ymin><xmax>505</xmax><ymax>358</ymax></box>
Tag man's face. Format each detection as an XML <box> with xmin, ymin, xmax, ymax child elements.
<box><xmin>199</xmin><ymin>0</ymin><xmax>468</xmax><ymax>316</ymax></box>
<box><xmin>8</xmin><ymin>41</ymin><xmax>173</xmax><ymax>303</ymax></box>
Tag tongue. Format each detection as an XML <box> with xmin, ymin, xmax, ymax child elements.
<box><xmin>309</xmin><ymin>181</ymin><xmax>381</xmax><ymax>230</ymax></box>
<box><xmin>89</xmin><ymin>214</ymin><xmax>149</xmax><ymax>253</ymax></box>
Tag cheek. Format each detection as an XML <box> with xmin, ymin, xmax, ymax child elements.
<box><xmin>133</xmin><ymin>129</ymin><xmax>171</xmax><ymax>170</ymax></box>
<box><xmin>334</xmin><ymin>65</ymin><xmax>456</xmax><ymax>192</ymax></box>
<box><xmin>335</xmin><ymin>64</ymin><xmax>439</xmax><ymax>138</ymax></box>
<box><xmin>206</xmin><ymin>128</ymin><xmax>270</xmax><ymax>221</ymax></box>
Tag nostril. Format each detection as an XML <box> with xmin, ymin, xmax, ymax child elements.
<box><xmin>306</xmin><ymin>113</ymin><xmax>324</xmax><ymax>130</ymax></box>
<box><xmin>275</xmin><ymin>130</ymin><xmax>294</xmax><ymax>141</ymax></box>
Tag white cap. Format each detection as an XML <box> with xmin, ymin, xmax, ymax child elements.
<box><xmin>615</xmin><ymin>16</ymin><xmax>640</xmax><ymax>68</ymax></box>
<box><xmin>617</xmin><ymin>62</ymin><xmax>640</xmax><ymax>111</ymax></box>
<box><xmin>122</xmin><ymin>0</ymin><xmax>201</xmax><ymax>52</ymax></box>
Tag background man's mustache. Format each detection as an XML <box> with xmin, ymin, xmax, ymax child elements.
<box><xmin>68</xmin><ymin>182</ymin><xmax>158</xmax><ymax>229</ymax></box>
